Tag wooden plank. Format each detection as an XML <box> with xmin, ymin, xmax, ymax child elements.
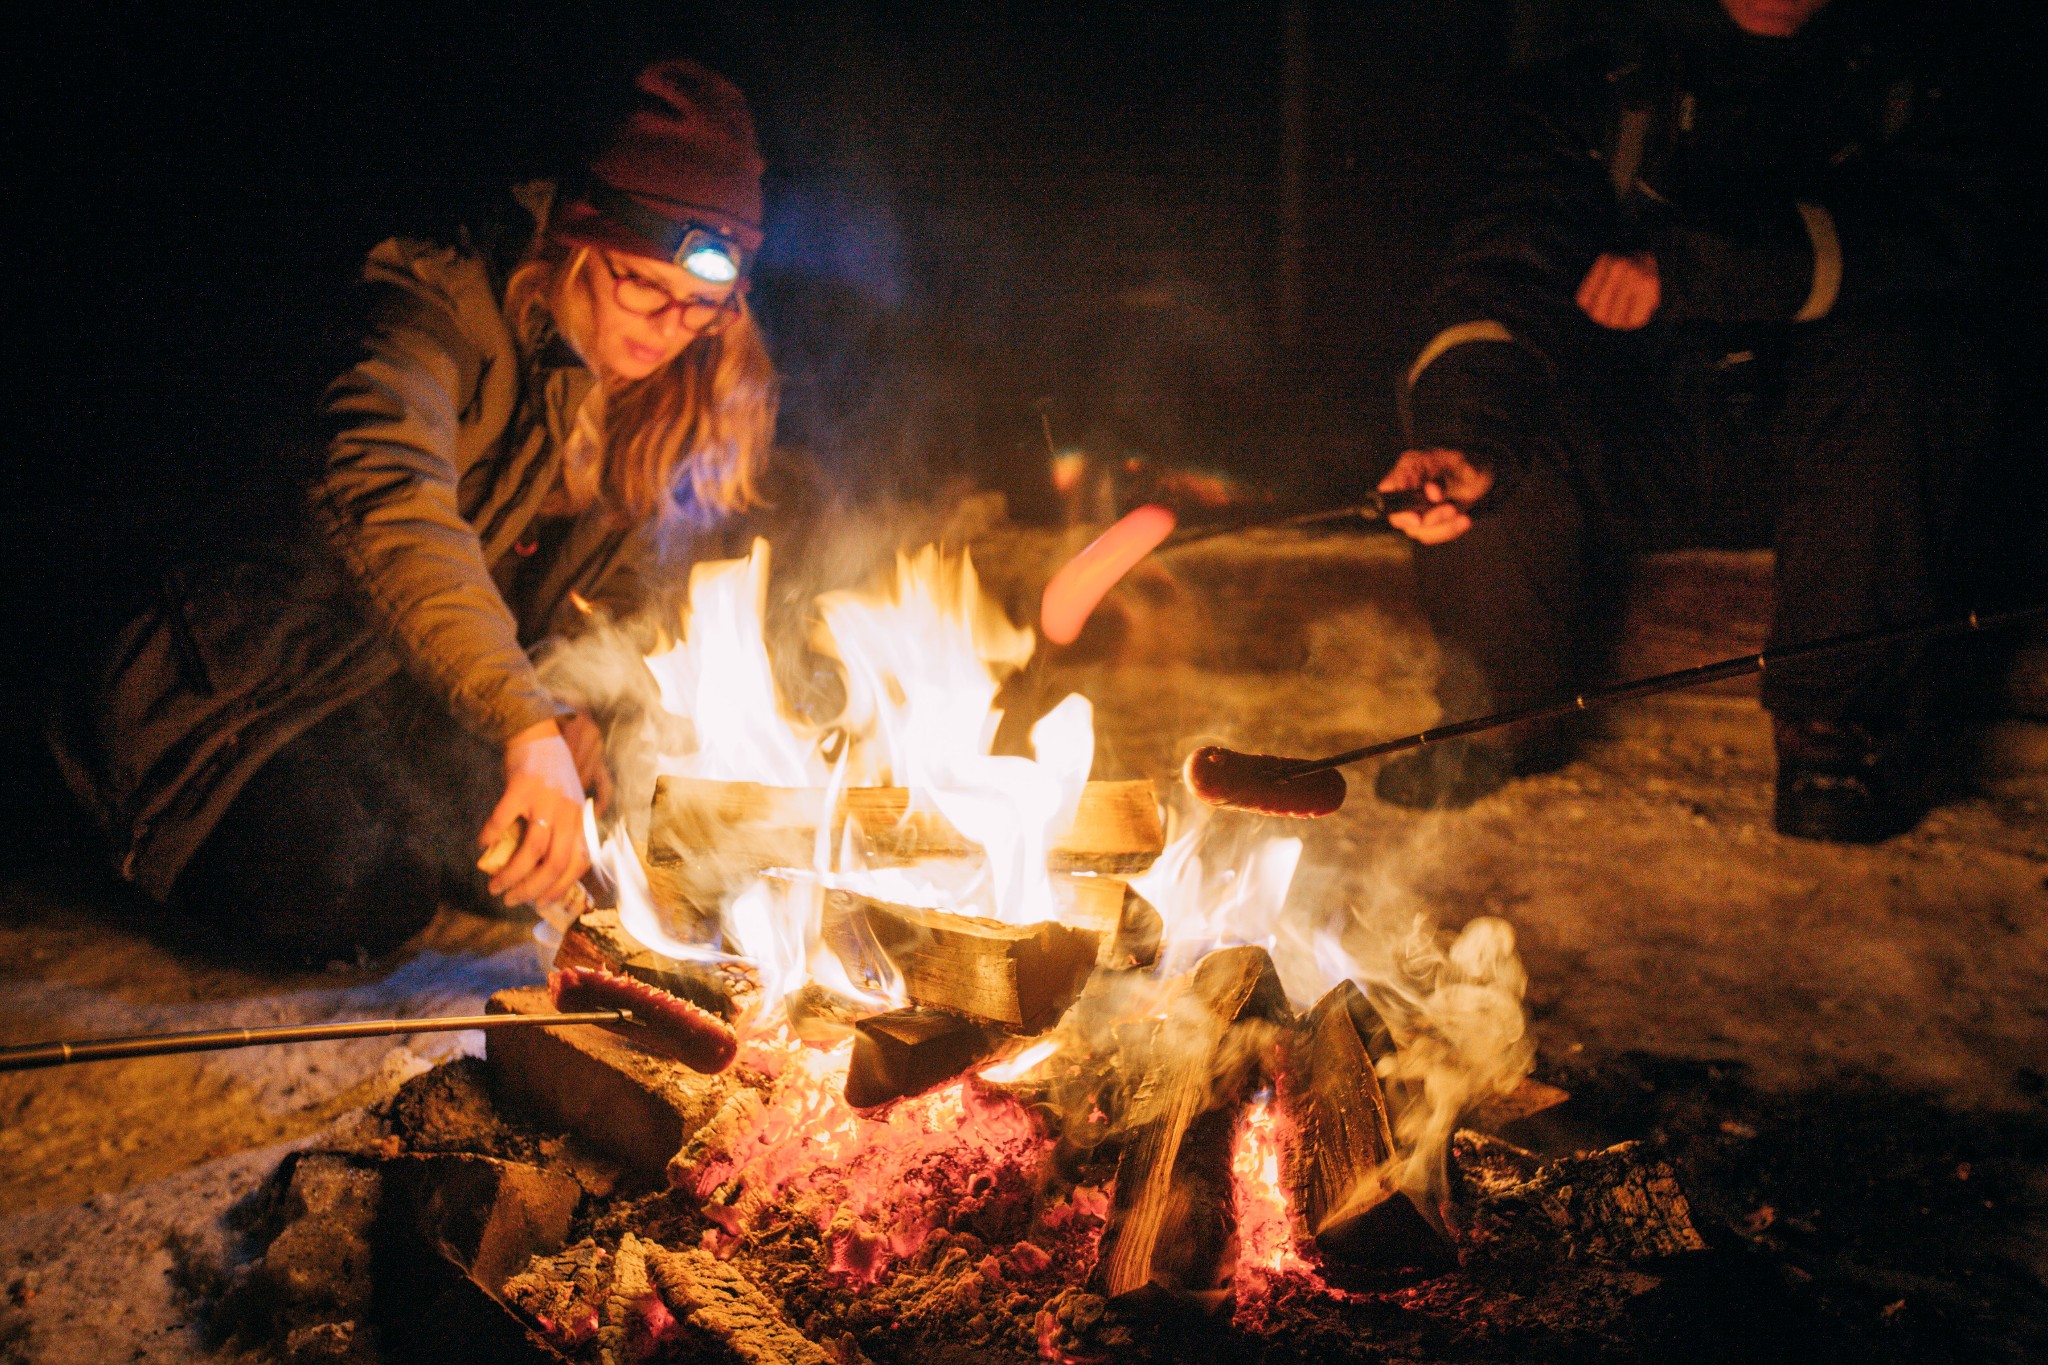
<box><xmin>844</xmin><ymin>1008</ymin><xmax>1002</xmax><ymax>1108</ymax></box>
<box><xmin>646</xmin><ymin>776</ymin><xmax>1165</xmax><ymax>879</ymax></box>
<box><xmin>824</xmin><ymin>891</ymin><xmax>1101</xmax><ymax>1034</ymax></box>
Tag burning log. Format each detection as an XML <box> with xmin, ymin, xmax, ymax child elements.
<box><xmin>645</xmin><ymin>777</ymin><xmax>1165</xmax><ymax>899</ymax></box>
<box><xmin>485</xmin><ymin>987</ymin><xmax>749</xmax><ymax>1183</ymax></box>
<box><xmin>1094</xmin><ymin>946</ymin><xmax>1294</xmax><ymax>1306</ymax></box>
<box><xmin>553</xmin><ymin>909</ymin><xmax>756</xmax><ymax>1022</ymax></box>
<box><xmin>1279</xmin><ymin>982</ymin><xmax>1395</xmax><ymax>1244</ymax></box>
<box><xmin>824</xmin><ymin>891</ymin><xmax>1100</xmax><ymax>1034</ymax></box>
<box><xmin>844</xmin><ymin>1007</ymin><xmax>1002</xmax><ymax>1109</ymax></box>
<box><xmin>1060</xmin><ymin>875</ymin><xmax>1162</xmax><ymax>970</ymax></box>
<box><xmin>639</xmin><ymin>1236</ymin><xmax>840</xmax><ymax>1365</ymax></box>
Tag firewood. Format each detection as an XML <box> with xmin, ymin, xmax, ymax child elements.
<box><xmin>645</xmin><ymin>776</ymin><xmax>1165</xmax><ymax>882</ymax></box>
<box><xmin>639</xmin><ymin>1236</ymin><xmax>837</xmax><ymax>1365</ymax></box>
<box><xmin>1094</xmin><ymin>945</ymin><xmax>1293</xmax><ymax>1304</ymax></box>
<box><xmin>553</xmin><ymin>910</ymin><xmax>756</xmax><ymax>1023</ymax></box>
<box><xmin>1280</xmin><ymin>982</ymin><xmax>1399</xmax><ymax>1248</ymax></box>
<box><xmin>1060</xmin><ymin>876</ymin><xmax>1162</xmax><ymax>970</ymax></box>
<box><xmin>823</xmin><ymin>891</ymin><xmax>1101</xmax><ymax>1034</ymax></box>
<box><xmin>843</xmin><ymin>1007</ymin><xmax>1002</xmax><ymax>1109</ymax></box>
<box><xmin>1464</xmin><ymin>1139</ymin><xmax>1707</xmax><ymax>1264</ymax></box>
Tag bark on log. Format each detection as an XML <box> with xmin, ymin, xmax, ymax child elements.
<box><xmin>1093</xmin><ymin>946</ymin><xmax>1293</xmax><ymax>1305</ymax></box>
<box><xmin>823</xmin><ymin>891</ymin><xmax>1101</xmax><ymax>1034</ymax></box>
<box><xmin>645</xmin><ymin>776</ymin><xmax>1165</xmax><ymax>883</ymax></box>
<box><xmin>844</xmin><ymin>1007</ymin><xmax>1002</xmax><ymax>1109</ymax></box>
<box><xmin>552</xmin><ymin>910</ymin><xmax>756</xmax><ymax>1023</ymax></box>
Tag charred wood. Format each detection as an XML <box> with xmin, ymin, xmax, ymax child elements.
<box><xmin>553</xmin><ymin>909</ymin><xmax>756</xmax><ymax>1023</ymax></box>
<box><xmin>844</xmin><ymin>1007</ymin><xmax>1003</xmax><ymax>1109</ymax></box>
<box><xmin>639</xmin><ymin>1235</ymin><xmax>839</xmax><ymax>1365</ymax></box>
<box><xmin>485</xmin><ymin>987</ymin><xmax>748</xmax><ymax>1184</ymax></box>
<box><xmin>1463</xmin><ymin>1138</ymin><xmax>1708</xmax><ymax>1264</ymax></box>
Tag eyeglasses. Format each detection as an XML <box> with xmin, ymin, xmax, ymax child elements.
<box><xmin>596</xmin><ymin>254</ymin><xmax>744</xmax><ymax>336</ymax></box>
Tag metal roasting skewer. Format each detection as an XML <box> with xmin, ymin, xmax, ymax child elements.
<box><xmin>1154</xmin><ymin>489</ymin><xmax>1449</xmax><ymax>554</ymax></box>
<box><xmin>1251</xmin><ymin>603</ymin><xmax>2048</xmax><ymax>785</ymax></box>
<box><xmin>0</xmin><ymin>1009</ymin><xmax>638</xmax><ymax>1074</ymax></box>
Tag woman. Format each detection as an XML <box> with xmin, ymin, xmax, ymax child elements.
<box><xmin>49</xmin><ymin>59</ymin><xmax>777</xmax><ymax>962</ymax></box>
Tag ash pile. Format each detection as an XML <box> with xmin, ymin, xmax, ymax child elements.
<box><xmin>210</xmin><ymin>906</ymin><xmax>1708</xmax><ymax>1365</ymax></box>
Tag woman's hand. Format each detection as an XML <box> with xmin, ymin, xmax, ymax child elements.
<box><xmin>1575</xmin><ymin>251</ymin><xmax>1661</xmax><ymax>330</ymax></box>
<box><xmin>480</xmin><ymin>720</ymin><xmax>591</xmax><ymax>907</ymax></box>
<box><xmin>560</xmin><ymin>709</ymin><xmax>615</xmax><ymax>816</ymax></box>
<box><xmin>1380</xmin><ymin>448</ymin><xmax>1494</xmax><ymax>545</ymax></box>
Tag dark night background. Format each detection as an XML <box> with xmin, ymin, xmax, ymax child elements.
<box><xmin>7</xmin><ymin>0</ymin><xmax>2046</xmax><ymax>688</ymax></box>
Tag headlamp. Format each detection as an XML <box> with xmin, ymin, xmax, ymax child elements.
<box><xmin>582</xmin><ymin>186</ymin><xmax>754</xmax><ymax>282</ymax></box>
<box><xmin>675</xmin><ymin>228</ymin><xmax>741</xmax><ymax>283</ymax></box>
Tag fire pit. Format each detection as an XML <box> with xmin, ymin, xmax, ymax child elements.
<box><xmin>222</xmin><ymin>538</ymin><xmax>1708</xmax><ymax>1364</ymax></box>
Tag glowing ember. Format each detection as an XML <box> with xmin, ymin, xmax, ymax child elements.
<box><xmin>677</xmin><ymin>1024</ymin><xmax>1102</xmax><ymax>1286</ymax></box>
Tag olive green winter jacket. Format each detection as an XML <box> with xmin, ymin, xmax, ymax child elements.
<box><xmin>52</xmin><ymin>218</ymin><xmax>657</xmax><ymax>902</ymax></box>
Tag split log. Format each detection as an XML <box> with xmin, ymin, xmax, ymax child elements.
<box><xmin>485</xmin><ymin>986</ymin><xmax>747</xmax><ymax>1183</ymax></box>
<box><xmin>844</xmin><ymin>1007</ymin><xmax>1002</xmax><ymax>1109</ymax></box>
<box><xmin>646</xmin><ymin>776</ymin><xmax>1165</xmax><ymax>883</ymax></box>
<box><xmin>1060</xmin><ymin>876</ymin><xmax>1162</xmax><ymax>970</ymax></box>
<box><xmin>823</xmin><ymin>891</ymin><xmax>1100</xmax><ymax>1034</ymax></box>
<box><xmin>1280</xmin><ymin>982</ymin><xmax>1397</xmax><ymax>1248</ymax></box>
<box><xmin>1093</xmin><ymin>945</ymin><xmax>1294</xmax><ymax>1305</ymax></box>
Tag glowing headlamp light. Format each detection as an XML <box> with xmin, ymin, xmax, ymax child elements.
<box><xmin>582</xmin><ymin>187</ymin><xmax>755</xmax><ymax>282</ymax></box>
<box><xmin>675</xmin><ymin>228</ymin><xmax>742</xmax><ymax>283</ymax></box>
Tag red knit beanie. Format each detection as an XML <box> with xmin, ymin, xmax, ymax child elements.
<box><xmin>555</xmin><ymin>58</ymin><xmax>766</xmax><ymax>263</ymax></box>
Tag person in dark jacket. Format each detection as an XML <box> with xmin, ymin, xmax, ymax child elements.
<box><xmin>1375</xmin><ymin>0</ymin><xmax>1990</xmax><ymax>841</ymax></box>
<box><xmin>48</xmin><ymin>59</ymin><xmax>779</xmax><ymax>962</ymax></box>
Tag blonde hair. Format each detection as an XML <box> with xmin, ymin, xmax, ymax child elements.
<box><xmin>503</xmin><ymin>239</ymin><xmax>776</xmax><ymax>521</ymax></box>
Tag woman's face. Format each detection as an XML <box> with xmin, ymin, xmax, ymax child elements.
<box><xmin>582</xmin><ymin>249</ymin><xmax>740</xmax><ymax>382</ymax></box>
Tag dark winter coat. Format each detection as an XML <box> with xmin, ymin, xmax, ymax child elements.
<box><xmin>51</xmin><ymin>203</ymin><xmax>660</xmax><ymax>902</ymax></box>
<box><xmin>1400</xmin><ymin>0</ymin><xmax>1988</xmax><ymax>489</ymax></box>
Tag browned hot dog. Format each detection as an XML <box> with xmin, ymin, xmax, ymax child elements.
<box><xmin>1182</xmin><ymin>746</ymin><xmax>1347</xmax><ymax>819</ymax></box>
<box><xmin>548</xmin><ymin>966</ymin><xmax>738</xmax><ymax>1074</ymax></box>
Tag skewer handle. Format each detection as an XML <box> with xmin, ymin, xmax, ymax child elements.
<box><xmin>0</xmin><ymin>1010</ymin><xmax>634</xmax><ymax>1073</ymax></box>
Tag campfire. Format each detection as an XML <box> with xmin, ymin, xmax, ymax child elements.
<box><xmin>275</xmin><ymin>537</ymin><xmax>1707</xmax><ymax>1363</ymax></box>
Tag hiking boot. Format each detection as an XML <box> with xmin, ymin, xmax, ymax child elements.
<box><xmin>1772</xmin><ymin>717</ymin><xmax>1923</xmax><ymax>844</ymax></box>
<box><xmin>1373</xmin><ymin>738</ymin><xmax>1536</xmax><ymax>811</ymax></box>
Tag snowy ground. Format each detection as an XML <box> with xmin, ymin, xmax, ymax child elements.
<box><xmin>2</xmin><ymin>526</ymin><xmax>2044</xmax><ymax>1362</ymax></box>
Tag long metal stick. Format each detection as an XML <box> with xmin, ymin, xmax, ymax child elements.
<box><xmin>0</xmin><ymin>1010</ymin><xmax>634</xmax><ymax>1073</ymax></box>
<box><xmin>1267</xmin><ymin>603</ymin><xmax>2048</xmax><ymax>782</ymax></box>
<box><xmin>1158</xmin><ymin>491</ymin><xmax>1442</xmax><ymax>554</ymax></box>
